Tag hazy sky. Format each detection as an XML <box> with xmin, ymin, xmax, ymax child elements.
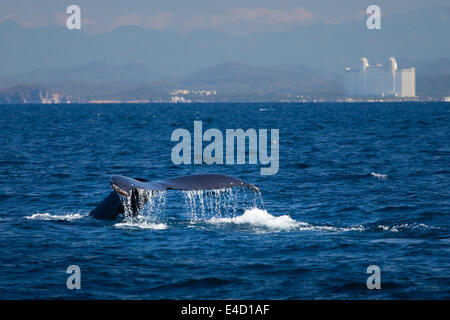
<box><xmin>0</xmin><ymin>0</ymin><xmax>448</xmax><ymax>34</ymax></box>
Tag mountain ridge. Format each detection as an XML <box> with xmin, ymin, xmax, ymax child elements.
<box><xmin>0</xmin><ymin>5</ymin><xmax>449</xmax><ymax>76</ymax></box>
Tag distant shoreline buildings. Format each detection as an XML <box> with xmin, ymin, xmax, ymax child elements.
<box><xmin>344</xmin><ymin>57</ymin><xmax>416</xmax><ymax>98</ymax></box>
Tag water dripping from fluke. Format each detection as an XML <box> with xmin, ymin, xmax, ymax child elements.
<box><xmin>89</xmin><ymin>174</ymin><xmax>260</xmax><ymax>221</ymax></box>
<box><xmin>114</xmin><ymin>186</ymin><xmax>262</xmax><ymax>229</ymax></box>
<box><xmin>121</xmin><ymin>189</ymin><xmax>167</xmax><ymax>219</ymax></box>
<box><xmin>116</xmin><ymin>189</ymin><xmax>167</xmax><ymax>229</ymax></box>
<box><xmin>181</xmin><ymin>187</ymin><xmax>262</xmax><ymax>222</ymax></box>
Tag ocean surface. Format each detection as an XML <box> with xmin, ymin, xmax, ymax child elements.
<box><xmin>0</xmin><ymin>102</ymin><xmax>448</xmax><ymax>299</ymax></box>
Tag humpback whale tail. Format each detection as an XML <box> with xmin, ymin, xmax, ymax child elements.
<box><xmin>90</xmin><ymin>174</ymin><xmax>259</xmax><ymax>220</ymax></box>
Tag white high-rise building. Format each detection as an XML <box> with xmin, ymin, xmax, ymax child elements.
<box><xmin>344</xmin><ymin>57</ymin><xmax>415</xmax><ymax>98</ymax></box>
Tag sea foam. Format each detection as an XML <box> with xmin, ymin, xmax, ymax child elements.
<box><xmin>113</xmin><ymin>221</ymin><xmax>168</xmax><ymax>230</ymax></box>
<box><xmin>208</xmin><ymin>207</ymin><xmax>364</xmax><ymax>232</ymax></box>
<box><xmin>209</xmin><ymin>207</ymin><xmax>300</xmax><ymax>230</ymax></box>
<box><xmin>370</xmin><ymin>172</ymin><xmax>388</xmax><ymax>180</ymax></box>
<box><xmin>377</xmin><ymin>223</ymin><xmax>439</xmax><ymax>233</ymax></box>
<box><xmin>25</xmin><ymin>212</ymin><xmax>85</xmax><ymax>221</ymax></box>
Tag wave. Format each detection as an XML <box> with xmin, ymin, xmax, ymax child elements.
<box><xmin>370</xmin><ymin>172</ymin><xmax>388</xmax><ymax>180</ymax></box>
<box><xmin>25</xmin><ymin>212</ymin><xmax>85</xmax><ymax>221</ymax></box>
<box><xmin>208</xmin><ymin>207</ymin><xmax>365</xmax><ymax>232</ymax></box>
<box><xmin>113</xmin><ymin>221</ymin><xmax>168</xmax><ymax>230</ymax></box>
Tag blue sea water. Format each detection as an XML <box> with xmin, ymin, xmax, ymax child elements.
<box><xmin>0</xmin><ymin>102</ymin><xmax>448</xmax><ymax>299</ymax></box>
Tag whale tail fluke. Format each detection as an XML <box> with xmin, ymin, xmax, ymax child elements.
<box><xmin>90</xmin><ymin>174</ymin><xmax>259</xmax><ymax>220</ymax></box>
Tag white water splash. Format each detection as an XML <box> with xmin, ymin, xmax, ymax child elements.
<box><xmin>113</xmin><ymin>221</ymin><xmax>167</xmax><ymax>230</ymax></box>
<box><xmin>371</xmin><ymin>172</ymin><xmax>388</xmax><ymax>180</ymax></box>
<box><xmin>209</xmin><ymin>207</ymin><xmax>299</xmax><ymax>230</ymax></box>
<box><xmin>377</xmin><ymin>223</ymin><xmax>439</xmax><ymax>233</ymax></box>
<box><xmin>117</xmin><ymin>189</ymin><xmax>167</xmax><ymax>230</ymax></box>
<box><xmin>25</xmin><ymin>212</ymin><xmax>85</xmax><ymax>221</ymax></box>
<box><xmin>121</xmin><ymin>189</ymin><xmax>166</xmax><ymax>218</ymax></box>
<box><xmin>208</xmin><ymin>207</ymin><xmax>365</xmax><ymax>232</ymax></box>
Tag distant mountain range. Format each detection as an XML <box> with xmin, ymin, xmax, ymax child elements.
<box><xmin>182</xmin><ymin>61</ymin><xmax>342</xmax><ymax>98</ymax></box>
<box><xmin>0</xmin><ymin>5</ymin><xmax>449</xmax><ymax>102</ymax></box>
<box><xmin>9</xmin><ymin>62</ymin><xmax>161</xmax><ymax>84</ymax></box>
<box><xmin>0</xmin><ymin>5</ymin><xmax>449</xmax><ymax>76</ymax></box>
<box><xmin>1</xmin><ymin>57</ymin><xmax>450</xmax><ymax>103</ymax></box>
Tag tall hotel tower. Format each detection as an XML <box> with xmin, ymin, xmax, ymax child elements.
<box><xmin>344</xmin><ymin>57</ymin><xmax>415</xmax><ymax>98</ymax></box>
